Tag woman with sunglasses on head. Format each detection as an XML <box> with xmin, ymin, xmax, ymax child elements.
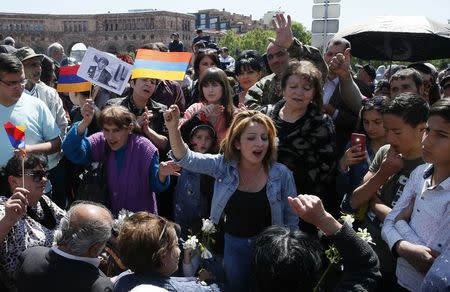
<box><xmin>114</xmin><ymin>212</ymin><xmax>221</xmax><ymax>292</ymax></box>
<box><xmin>0</xmin><ymin>154</ymin><xmax>66</xmax><ymax>291</ymax></box>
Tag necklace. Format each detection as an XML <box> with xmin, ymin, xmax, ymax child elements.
<box><xmin>238</xmin><ymin>164</ymin><xmax>264</xmax><ymax>192</ymax></box>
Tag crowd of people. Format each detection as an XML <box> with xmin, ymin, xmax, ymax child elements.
<box><xmin>0</xmin><ymin>13</ymin><xmax>449</xmax><ymax>292</ymax></box>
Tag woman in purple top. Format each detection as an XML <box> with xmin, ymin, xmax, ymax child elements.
<box><xmin>62</xmin><ymin>101</ymin><xmax>178</xmax><ymax>216</ymax></box>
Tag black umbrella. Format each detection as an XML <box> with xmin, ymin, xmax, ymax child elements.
<box><xmin>335</xmin><ymin>16</ymin><xmax>450</xmax><ymax>61</ymax></box>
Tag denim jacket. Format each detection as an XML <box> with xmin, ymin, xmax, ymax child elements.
<box><xmin>174</xmin><ymin>168</ymin><xmax>210</xmax><ymax>238</ymax></box>
<box><xmin>114</xmin><ymin>270</ymin><xmax>221</xmax><ymax>292</ymax></box>
<box><xmin>169</xmin><ymin>149</ymin><xmax>299</xmax><ymax>230</ymax></box>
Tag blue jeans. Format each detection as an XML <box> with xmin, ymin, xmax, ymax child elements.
<box><xmin>223</xmin><ymin>233</ymin><xmax>256</xmax><ymax>292</ymax></box>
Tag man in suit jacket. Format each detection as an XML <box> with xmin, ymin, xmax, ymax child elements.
<box><xmin>88</xmin><ymin>56</ymin><xmax>112</xmax><ymax>86</ymax></box>
<box><xmin>322</xmin><ymin>38</ymin><xmax>363</xmax><ymax>158</ymax></box>
<box><xmin>15</xmin><ymin>202</ymin><xmax>114</xmax><ymax>292</ymax></box>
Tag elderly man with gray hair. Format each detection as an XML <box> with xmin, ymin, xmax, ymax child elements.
<box><xmin>47</xmin><ymin>42</ymin><xmax>65</xmax><ymax>66</ymax></box>
<box><xmin>15</xmin><ymin>202</ymin><xmax>114</xmax><ymax>292</ymax></box>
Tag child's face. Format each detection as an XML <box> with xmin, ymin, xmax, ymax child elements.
<box><xmin>190</xmin><ymin>128</ymin><xmax>214</xmax><ymax>153</ymax></box>
<box><xmin>362</xmin><ymin>110</ymin><xmax>385</xmax><ymax>140</ymax></box>
<box><xmin>202</xmin><ymin>81</ymin><xmax>223</xmax><ymax>105</ymax></box>
<box><xmin>422</xmin><ymin>115</ymin><xmax>450</xmax><ymax>166</ymax></box>
<box><xmin>383</xmin><ymin>113</ymin><xmax>425</xmax><ymax>158</ymax></box>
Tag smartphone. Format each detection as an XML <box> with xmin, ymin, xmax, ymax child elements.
<box><xmin>351</xmin><ymin>133</ymin><xmax>366</xmax><ymax>153</ymax></box>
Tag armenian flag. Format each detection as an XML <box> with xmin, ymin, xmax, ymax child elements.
<box><xmin>132</xmin><ymin>49</ymin><xmax>192</xmax><ymax>81</ymax></box>
<box><xmin>57</xmin><ymin>65</ymin><xmax>91</xmax><ymax>92</ymax></box>
<box><xmin>3</xmin><ymin>122</ymin><xmax>26</xmax><ymax>149</ymax></box>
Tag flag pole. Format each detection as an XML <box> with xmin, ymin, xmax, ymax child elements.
<box><xmin>21</xmin><ymin>149</ymin><xmax>26</xmax><ymax>188</ymax></box>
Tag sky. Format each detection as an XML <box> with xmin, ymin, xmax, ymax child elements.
<box><xmin>1</xmin><ymin>0</ymin><xmax>449</xmax><ymax>31</ymax></box>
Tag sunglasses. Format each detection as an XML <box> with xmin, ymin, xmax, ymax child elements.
<box><xmin>23</xmin><ymin>170</ymin><xmax>48</xmax><ymax>183</ymax></box>
<box><xmin>158</xmin><ymin>216</ymin><xmax>168</xmax><ymax>242</ymax></box>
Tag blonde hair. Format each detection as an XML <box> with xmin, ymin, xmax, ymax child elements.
<box><xmin>221</xmin><ymin>110</ymin><xmax>277</xmax><ymax>171</ymax></box>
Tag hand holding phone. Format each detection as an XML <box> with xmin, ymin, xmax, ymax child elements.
<box><xmin>351</xmin><ymin>133</ymin><xmax>366</xmax><ymax>153</ymax></box>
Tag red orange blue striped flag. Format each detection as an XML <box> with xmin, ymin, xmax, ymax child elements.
<box><xmin>57</xmin><ymin>65</ymin><xmax>91</xmax><ymax>92</ymax></box>
<box><xmin>132</xmin><ymin>49</ymin><xmax>192</xmax><ymax>81</ymax></box>
<box><xmin>3</xmin><ymin>122</ymin><xmax>26</xmax><ymax>149</ymax></box>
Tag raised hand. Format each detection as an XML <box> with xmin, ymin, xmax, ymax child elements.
<box><xmin>164</xmin><ymin>105</ymin><xmax>181</xmax><ymax>131</ymax></box>
<box><xmin>159</xmin><ymin>160</ymin><xmax>181</xmax><ymax>178</ymax></box>
<box><xmin>138</xmin><ymin>107</ymin><xmax>154</xmax><ymax>129</ymax></box>
<box><xmin>3</xmin><ymin>188</ymin><xmax>29</xmax><ymax>226</ymax></box>
<box><xmin>77</xmin><ymin>99</ymin><xmax>95</xmax><ymax>135</ymax></box>
<box><xmin>379</xmin><ymin>147</ymin><xmax>404</xmax><ymax>179</ymax></box>
<box><xmin>272</xmin><ymin>13</ymin><xmax>293</xmax><ymax>49</ymax></box>
<box><xmin>329</xmin><ymin>48</ymin><xmax>352</xmax><ymax>79</ymax></box>
<box><xmin>288</xmin><ymin>194</ymin><xmax>341</xmax><ymax>236</ymax></box>
<box><xmin>200</xmin><ymin>104</ymin><xmax>224</xmax><ymax>120</ymax></box>
<box><xmin>80</xmin><ymin>99</ymin><xmax>95</xmax><ymax>125</ymax></box>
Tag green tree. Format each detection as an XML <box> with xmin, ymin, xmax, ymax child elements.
<box><xmin>219</xmin><ymin>28</ymin><xmax>275</xmax><ymax>57</ymax></box>
<box><xmin>239</xmin><ymin>28</ymin><xmax>276</xmax><ymax>55</ymax></box>
<box><xmin>217</xmin><ymin>31</ymin><xmax>241</xmax><ymax>58</ymax></box>
<box><xmin>291</xmin><ymin>22</ymin><xmax>312</xmax><ymax>45</ymax></box>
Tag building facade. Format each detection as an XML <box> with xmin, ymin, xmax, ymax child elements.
<box><xmin>192</xmin><ymin>9</ymin><xmax>263</xmax><ymax>34</ymax></box>
<box><xmin>0</xmin><ymin>10</ymin><xmax>195</xmax><ymax>54</ymax></box>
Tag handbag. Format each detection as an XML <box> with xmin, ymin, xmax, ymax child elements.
<box><xmin>76</xmin><ymin>145</ymin><xmax>110</xmax><ymax>207</ymax></box>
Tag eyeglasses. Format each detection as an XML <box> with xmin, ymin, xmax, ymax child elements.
<box><xmin>23</xmin><ymin>170</ymin><xmax>48</xmax><ymax>183</ymax></box>
<box><xmin>0</xmin><ymin>79</ymin><xmax>28</xmax><ymax>87</ymax></box>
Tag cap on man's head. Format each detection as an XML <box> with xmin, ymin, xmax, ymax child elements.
<box><xmin>171</xmin><ymin>32</ymin><xmax>179</xmax><ymax>37</ymax></box>
<box><xmin>407</xmin><ymin>62</ymin><xmax>437</xmax><ymax>76</ymax></box>
<box><xmin>363</xmin><ymin>64</ymin><xmax>376</xmax><ymax>80</ymax></box>
<box><xmin>221</xmin><ymin>47</ymin><xmax>228</xmax><ymax>52</ymax></box>
<box><xmin>13</xmin><ymin>47</ymin><xmax>44</xmax><ymax>62</ymax></box>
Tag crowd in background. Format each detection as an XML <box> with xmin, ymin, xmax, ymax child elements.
<box><xmin>0</xmin><ymin>13</ymin><xmax>449</xmax><ymax>292</ymax></box>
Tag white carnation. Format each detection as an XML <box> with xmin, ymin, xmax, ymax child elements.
<box><xmin>356</xmin><ymin>228</ymin><xmax>375</xmax><ymax>245</ymax></box>
<box><xmin>200</xmin><ymin>247</ymin><xmax>213</xmax><ymax>259</ymax></box>
<box><xmin>201</xmin><ymin>218</ymin><xmax>216</xmax><ymax>235</ymax></box>
<box><xmin>340</xmin><ymin>213</ymin><xmax>355</xmax><ymax>228</ymax></box>
<box><xmin>182</xmin><ymin>235</ymin><xmax>199</xmax><ymax>250</ymax></box>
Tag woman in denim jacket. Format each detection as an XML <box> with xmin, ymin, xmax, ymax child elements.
<box><xmin>165</xmin><ymin>106</ymin><xmax>298</xmax><ymax>292</ymax></box>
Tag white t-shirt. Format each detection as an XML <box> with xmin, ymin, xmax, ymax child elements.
<box><xmin>0</xmin><ymin>93</ymin><xmax>61</xmax><ymax>168</ymax></box>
